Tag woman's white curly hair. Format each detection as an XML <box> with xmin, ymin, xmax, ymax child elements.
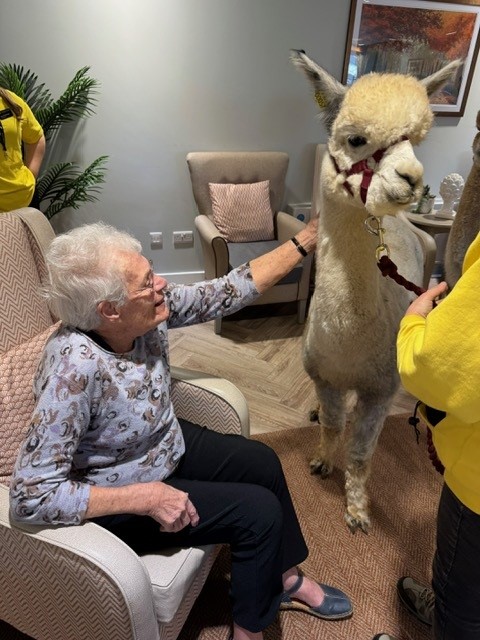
<box><xmin>43</xmin><ymin>221</ymin><xmax>142</xmax><ymax>330</ymax></box>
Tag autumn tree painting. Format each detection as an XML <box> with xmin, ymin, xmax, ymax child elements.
<box><xmin>344</xmin><ymin>0</ymin><xmax>480</xmax><ymax>114</ymax></box>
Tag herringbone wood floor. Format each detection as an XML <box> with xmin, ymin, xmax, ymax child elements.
<box><xmin>169</xmin><ymin>307</ymin><xmax>417</xmax><ymax>435</ymax></box>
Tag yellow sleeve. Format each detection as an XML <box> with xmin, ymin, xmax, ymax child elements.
<box><xmin>397</xmin><ymin>238</ymin><xmax>480</xmax><ymax>424</ymax></box>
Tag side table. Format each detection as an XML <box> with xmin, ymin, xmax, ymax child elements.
<box><xmin>405</xmin><ymin>212</ymin><xmax>454</xmax><ymax>279</ymax></box>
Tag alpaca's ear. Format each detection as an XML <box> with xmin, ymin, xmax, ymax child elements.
<box><xmin>476</xmin><ymin>110</ymin><xmax>480</xmax><ymax>131</ymax></box>
<box><xmin>420</xmin><ymin>59</ymin><xmax>463</xmax><ymax>98</ymax></box>
<box><xmin>290</xmin><ymin>49</ymin><xmax>346</xmax><ymax>132</ymax></box>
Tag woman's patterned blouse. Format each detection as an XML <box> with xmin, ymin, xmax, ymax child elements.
<box><xmin>9</xmin><ymin>264</ymin><xmax>258</xmax><ymax>525</ymax></box>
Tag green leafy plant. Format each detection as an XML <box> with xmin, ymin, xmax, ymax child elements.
<box><xmin>413</xmin><ymin>184</ymin><xmax>436</xmax><ymax>214</ymax></box>
<box><xmin>421</xmin><ymin>184</ymin><xmax>433</xmax><ymax>198</ymax></box>
<box><xmin>0</xmin><ymin>63</ymin><xmax>108</xmax><ymax>219</ymax></box>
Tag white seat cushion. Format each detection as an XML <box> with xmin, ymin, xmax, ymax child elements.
<box><xmin>141</xmin><ymin>544</ymin><xmax>216</xmax><ymax>623</ymax></box>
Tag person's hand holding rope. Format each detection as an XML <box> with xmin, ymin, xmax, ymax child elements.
<box><xmin>404</xmin><ymin>281</ymin><xmax>448</xmax><ymax>319</ymax></box>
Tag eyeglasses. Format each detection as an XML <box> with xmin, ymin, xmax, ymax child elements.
<box><xmin>131</xmin><ymin>260</ymin><xmax>155</xmax><ymax>296</ymax></box>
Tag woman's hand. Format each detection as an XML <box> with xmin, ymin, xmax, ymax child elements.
<box><xmin>86</xmin><ymin>481</ymin><xmax>199</xmax><ymax>532</ymax></box>
<box><xmin>146</xmin><ymin>482</ymin><xmax>200</xmax><ymax>532</ymax></box>
<box><xmin>298</xmin><ymin>214</ymin><xmax>319</xmax><ymax>253</ymax></box>
<box><xmin>404</xmin><ymin>281</ymin><xmax>448</xmax><ymax>319</ymax></box>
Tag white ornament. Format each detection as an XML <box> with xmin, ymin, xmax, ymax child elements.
<box><xmin>436</xmin><ymin>173</ymin><xmax>465</xmax><ymax>219</ymax></box>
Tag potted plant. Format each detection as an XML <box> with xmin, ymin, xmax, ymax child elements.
<box><xmin>413</xmin><ymin>184</ymin><xmax>436</xmax><ymax>214</ymax></box>
<box><xmin>0</xmin><ymin>63</ymin><xmax>108</xmax><ymax>220</ymax></box>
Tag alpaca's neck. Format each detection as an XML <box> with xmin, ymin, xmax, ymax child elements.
<box><xmin>314</xmin><ymin>195</ymin><xmax>385</xmax><ymax>310</ymax></box>
<box><xmin>318</xmin><ymin>197</ymin><xmax>380</xmax><ymax>277</ymax></box>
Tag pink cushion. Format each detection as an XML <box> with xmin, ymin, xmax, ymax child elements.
<box><xmin>0</xmin><ymin>324</ymin><xmax>58</xmax><ymax>485</ymax></box>
<box><xmin>209</xmin><ymin>180</ymin><xmax>275</xmax><ymax>242</ymax></box>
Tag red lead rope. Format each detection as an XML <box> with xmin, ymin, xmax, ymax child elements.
<box><xmin>378</xmin><ymin>256</ymin><xmax>443</xmax><ymax>474</ymax></box>
<box><xmin>409</xmin><ymin>401</ymin><xmax>445</xmax><ymax>475</ymax></box>
<box><xmin>376</xmin><ymin>255</ymin><xmax>426</xmax><ymax>297</ymax></box>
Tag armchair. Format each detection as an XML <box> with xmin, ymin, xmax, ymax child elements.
<box><xmin>187</xmin><ymin>151</ymin><xmax>314</xmax><ymax>334</ymax></box>
<box><xmin>0</xmin><ymin>208</ymin><xmax>249</xmax><ymax>640</ymax></box>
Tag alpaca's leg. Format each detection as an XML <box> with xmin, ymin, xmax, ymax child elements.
<box><xmin>309</xmin><ymin>382</ymin><xmax>347</xmax><ymax>478</ymax></box>
<box><xmin>344</xmin><ymin>391</ymin><xmax>392</xmax><ymax>533</ymax></box>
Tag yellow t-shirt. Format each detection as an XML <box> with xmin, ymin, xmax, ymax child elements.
<box><xmin>397</xmin><ymin>232</ymin><xmax>480</xmax><ymax>513</ymax></box>
<box><xmin>0</xmin><ymin>91</ymin><xmax>43</xmax><ymax>212</ymax></box>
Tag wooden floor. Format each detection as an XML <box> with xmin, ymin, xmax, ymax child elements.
<box><xmin>169</xmin><ymin>308</ymin><xmax>416</xmax><ymax>436</ymax></box>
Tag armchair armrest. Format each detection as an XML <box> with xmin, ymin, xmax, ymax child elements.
<box><xmin>0</xmin><ymin>484</ymin><xmax>159</xmax><ymax>640</ymax></box>
<box><xmin>171</xmin><ymin>366</ymin><xmax>250</xmax><ymax>437</ymax></box>
<box><xmin>275</xmin><ymin>210</ymin><xmax>307</xmax><ymax>243</ymax></box>
<box><xmin>194</xmin><ymin>215</ymin><xmax>229</xmax><ymax>279</ymax></box>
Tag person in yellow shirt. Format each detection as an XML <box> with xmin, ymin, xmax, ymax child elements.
<box><xmin>0</xmin><ymin>88</ymin><xmax>46</xmax><ymax>212</ymax></box>
<box><xmin>373</xmin><ymin>231</ymin><xmax>480</xmax><ymax>639</ymax></box>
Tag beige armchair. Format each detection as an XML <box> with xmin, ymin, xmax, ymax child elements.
<box><xmin>0</xmin><ymin>208</ymin><xmax>250</xmax><ymax>640</ymax></box>
<box><xmin>187</xmin><ymin>151</ymin><xmax>314</xmax><ymax>334</ymax></box>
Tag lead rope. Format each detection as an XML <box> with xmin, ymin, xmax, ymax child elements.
<box><xmin>365</xmin><ymin>215</ymin><xmax>443</xmax><ymax>474</ymax></box>
<box><xmin>376</xmin><ymin>255</ymin><xmax>426</xmax><ymax>297</ymax></box>
<box><xmin>409</xmin><ymin>402</ymin><xmax>445</xmax><ymax>475</ymax></box>
<box><xmin>364</xmin><ymin>215</ymin><xmax>427</xmax><ymax>296</ymax></box>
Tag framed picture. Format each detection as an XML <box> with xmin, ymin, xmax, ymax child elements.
<box><xmin>342</xmin><ymin>0</ymin><xmax>480</xmax><ymax>116</ymax></box>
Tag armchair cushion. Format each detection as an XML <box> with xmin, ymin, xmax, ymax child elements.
<box><xmin>142</xmin><ymin>544</ymin><xmax>216</xmax><ymax>624</ymax></box>
<box><xmin>209</xmin><ymin>180</ymin><xmax>275</xmax><ymax>242</ymax></box>
<box><xmin>0</xmin><ymin>323</ymin><xmax>58</xmax><ymax>485</ymax></box>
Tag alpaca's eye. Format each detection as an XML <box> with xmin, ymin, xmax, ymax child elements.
<box><xmin>348</xmin><ymin>136</ymin><xmax>367</xmax><ymax>148</ymax></box>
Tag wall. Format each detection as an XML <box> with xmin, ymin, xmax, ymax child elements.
<box><xmin>1</xmin><ymin>0</ymin><xmax>479</xmax><ymax>279</ymax></box>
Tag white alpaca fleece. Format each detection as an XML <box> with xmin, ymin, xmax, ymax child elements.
<box><xmin>329</xmin><ymin>73</ymin><xmax>433</xmax><ymax>170</ymax></box>
<box><xmin>289</xmin><ymin>50</ymin><xmax>460</xmax><ymax>533</ymax></box>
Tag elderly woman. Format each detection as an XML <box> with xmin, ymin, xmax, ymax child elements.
<box><xmin>9</xmin><ymin>220</ymin><xmax>352</xmax><ymax>640</ymax></box>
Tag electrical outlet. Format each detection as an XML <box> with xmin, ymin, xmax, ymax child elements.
<box><xmin>149</xmin><ymin>231</ymin><xmax>163</xmax><ymax>248</ymax></box>
<box><xmin>173</xmin><ymin>230</ymin><xmax>194</xmax><ymax>246</ymax></box>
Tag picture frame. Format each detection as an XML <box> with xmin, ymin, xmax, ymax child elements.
<box><xmin>342</xmin><ymin>0</ymin><xmax>480</xmax><ymax>116</ymax></box>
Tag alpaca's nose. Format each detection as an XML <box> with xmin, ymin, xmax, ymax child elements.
<box><xmin>396</xmin><ymin>171</ymin><xmax>418</xmax><ymax>189</ymax></box>
<box><xmin>395</xmin><ymin>158</ymin><xmax>424</xmax><ymax>192</ymax></box>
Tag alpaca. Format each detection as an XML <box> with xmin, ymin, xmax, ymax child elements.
<box><xmin>445</xmin><ymin>110</ymin><xmax>480</xmax><ymax>288</ymax></box>
<box><xmin>291</xmin><ymin>50</ymin><xmax>460</xmax><ymax>533</ymax></box>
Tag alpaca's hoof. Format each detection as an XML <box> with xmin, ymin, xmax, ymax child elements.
<box><xmin>309</xmin><ymin>408</ymin><xmax>319</xmax><ymax>422</ymax></box>
<box><xmin>345</xmin><ymin>510</ymin><xmax>371</xmax><ymax>534</ymax></box>
<box><xmin>310</xmin><ymin>458</ymin><xmax>333</xmax><ymax>478</ymax></box>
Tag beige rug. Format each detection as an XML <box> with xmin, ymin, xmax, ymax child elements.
<box><xmin>178</xmin><ymin>415</ymin><xmax>442</xmax><ymax>640</ymax></box>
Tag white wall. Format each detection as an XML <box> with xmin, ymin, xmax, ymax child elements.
<box><xmin>1</xmin><ymin>0</ymin><xmax>479</xmax><ymax>279</ymax></box>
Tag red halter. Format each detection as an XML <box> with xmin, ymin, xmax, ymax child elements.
<box><xmin>330</xmin><ymin>136</ymin><xmax>409</xmax><ymax>204</ymax></box>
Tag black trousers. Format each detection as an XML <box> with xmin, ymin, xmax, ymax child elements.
<box><xmin>94</xmin><ymin>420</ymin><xmax>308</xmax><ymax>632</ymax></box>
<box><xmin>432</xmin><ymin>483</ymin><xmax>480</xmax><ymax>640</ymax></box>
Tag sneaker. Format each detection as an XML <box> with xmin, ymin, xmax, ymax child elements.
<box><xmin>397</xmin><ymin>576</ymin><xmax>434</xmax><ymax>626</ymax></box>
